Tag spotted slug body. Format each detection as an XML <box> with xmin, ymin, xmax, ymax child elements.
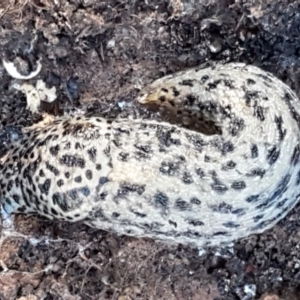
<box><xmin>1</xmin><ymin>63</ymin><xmax>300</xmax><ymax>248</ymax></box>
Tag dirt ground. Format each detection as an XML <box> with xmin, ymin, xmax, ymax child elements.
<box><xmin>1</xmin><ymin>0</ymin><xmax>300</xmax><ymax>299</ymax></box>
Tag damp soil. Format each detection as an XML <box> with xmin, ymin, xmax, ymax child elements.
<box><xmin>0</xmin><ymin>1</ymin><xmax>300</xmax><ymax>299</ymax></box>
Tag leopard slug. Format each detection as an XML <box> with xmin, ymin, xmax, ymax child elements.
<box><xmin>1</xmin><ymin>63</ymin><xmax>300</xmax><ymax>248</ymax></box>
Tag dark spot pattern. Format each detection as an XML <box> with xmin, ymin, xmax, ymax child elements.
<box><xmin>274</xmin><ymin>116</ymin><xmax>286</xmax><ymax>141</ymax></box>
<box><xmin>74</xmin><ymin>176</ymin><xmax>82</xmax><ymax>183</ymax></box>
<box><xmin>49</xmin><ymin>145</ymin><xmax>60</xmax><ymax>156</ymax></box>
<box><xmin>130</xmin><ymin>208</ymin><xmax>146</xmax><ymax>218</ymax></box>
<box><xmin>296</xmin><ymin>170</ymin><xmax>300</xmax><ymax>186</ymax></box>
<box><xmin>186</xmin><ymin>134</ymin><xmax>208</xmax><ymax>152</ymax></box>
<box><xmin>257</xmin><ymin>73</ymin><xmax>273</xmax><ymax>83</ymax></box>
<box><xmin>52</xmin><ymin>193</ymin><xmax>69</xmax><ymax>212</ymax></box>
<box><xmin>63</xmin><ymin>142</ymin><xmax>71</xmax><ymax>150</ymax></box>
<box><xmin>266</xmin><ymin>174</ymin><xmax>291</xmax><ymax>205</ymax></box>
<box><xmin>172</xmin><ymin>86</ymin><xmax>180</xmax><ymax>96</ymax></box>
<box><xmin>210</xmin><ymin>202</ymin><xmax>232</xmax><ymax>214</ymax></box>
<box><xmin>159</xmin><ymin>161</ymin><xmax>180</xmax><ymax>176</ymax></box>
<box><xmin>188</xmin><ymin>220</ymin><xmax>204</xmax><ymax>226</ymax></box>
<box><xmin>223</xmin><ymin>79</ymin><xmax>234</xmax><ymax>88</ymax></box>
<box><xmin>118</xmin><ymin>152</ymin><xmax>130</xmax><ymax>161</ymax></box>
<box><xmin>59</xmin><ymin>155</ymin><xmax>86</xmax><ymax>168</ymax></box>
<box><xmin>204</xmin><ymin>155</ymin><xmax>211</xmax><ymax>162</ymax></box>
<box><xmin>169</xmin><ymin>100</ymin><xmax>175</xmax><ymax>107</ymax></box>
<box><xmin>246</xmin><ymin>168</ymin><xmax>266</xmax><ymax>178</ymax></box>
<box><xmin>174</xmin><ymin>199</ymin><xmax>191</xmax><ymax>211</ymax></box>
<box><xmin>213</xmin><ymin>231</ymin><xmax>229</xmax><ymax>236</ymax></box>
<box><xmin>276</xmin><ymin>198</ymin><xmax>287</xmax><ymax>209</ymax></box>
<box><xmin>99</xmin><ymin>177</ymin><xmax>109</xmax><ymax>185</ymax></box>
<box><xmin>231</xmin><ymin>181</ymin><xmax>246</xmax><ymax>190</ymax></box>
<box><xmin>211</xmin><ymin>173</ymin><xmax>228</xmax><ymax>194</ymax></box>
<box><xmin>57</xmin><ymin>179</ymin><xmax>64</xmax><ymax>187</ymax></box>
<box><xmin>251</xmin><ymin>144</ymin><xmax>259</xmax><ymax>158</ymax></box>
<box><xmin>154</xmin><ymin>192</ymin><xmax>169</xmax><ymax>208</ymax></box>
<box><xmin>231</xmin><ymin>208</ymin><xmax>245</xmax><ymax>215</ymax></box>
<box><xmin>6</xmin><ymin>180</ymin><xmax>13</xmax><ymax>192</ymax></box>
<box><xmin>222</xmin><ymin>160</ymin><xmax>236</xmax><ymax>170</ymax></box>
<box><xmin>253</xmin><ymin>214</ymin><xmax>264</xmax><ymax>222</ymax></box>
<box><xmin>245</xmin><ymin>195</ymin><xmax>260</xmax><ymax>203</ymax></box>
<box><xmin>245</xmin><ymin>90</ymin><xmax>260</xmax><ymax>105</ymax></box>
<box><xmin>186</xmin><ymin>94</ymin><xmax>197</xmax><ymax>106</ymax></box>
<box><xmin>87</xmin><ymin>147</ymin><xmax>97</xmax><ymax>162</ymax></box>
<box><xmin>251</xmin><ymin>218</ymin><xmax>277</xmax><ymax>232</ymax></box>
<box><xmin>253</xmin><ymin>106</ymin><xmax>265</xmax><ymax>121</ymax></box>
<box><xmin>246</xmin><ymin>78</ymin><xmax>256</xmax><ymax>85</ymax></box>
<box><xmin>223</xmin><ymin>222</ymin><xmax>240</xmax><ymax>228</ymax></box>
<box><xmin>46</xmin><ymin>162</ymin><xmax>59</xmax><ymax>176</ymax></box>
<box><xmin>220</xmin><ymin>141</ymin><xmax>234</xmax><ymax>155</ymax></box>
<box><xmin>196</xmin><ymin>168</ymin><xmax>205</xmax><ymax>178</ymax></box>
<box><xmin>85</xmin><ymin>170</ymin><xmax>93</xmax><ymax>180</ymax></box>
<box><xmin>190</xmin><ymin>197</ymin><xmax>201</xmax><ymax>205</ymax></box>
<box><xmin>291</xmin><ymin>145</ymin><xmax>300</xmax><ymax>166</ymax></box>
<box><xmin>67</xmin><ymin>189</ymin><xmax>78</xmax><ymax>201</ymax></box>
<box><xmin>283</xmin><ymin>92</ymin><xmax>300</xmax><ymax>130</ymax></box>
<box><xmin>197</xmin><ymin>101</ymin><xmax>218</xmax><ymax>115</ymax></box>
<box><xmin>169</xmin><ymin>220</ymin><xmax>177</xmax><ymax>227</ymax></box>
<box><xmin>112</xmin><ymin>212</ymin><xmax>120</xmax><ymax>218</ymax></box>
<box><xmin>5</xmin><ymin>198</ymin><xmax>11</xmax><ymax>205</ymax></box>
<box><xmin>12</xmin><ymin>195</ymin><xmax>20</xmax><ymax>203</ymax></box>
<box><xmin>156</xmin><ymin>127</ymin><xmax>181</xmax><ymax>147</ymax></box>
<box><xmin>118</xmin><ymin>182</ymin><xmax>145</xmax><ymax>196</ymax></box>
<box><xmin>182</xmin><ymin>172</ymin><xmax>193</xmax><ymax>184</ymax></box>
<box><xmin>201</xmin><ymin>75</ymin><xmax>209</xmax><ymax>83</ymax></box>
<box><xmin>38</xmin><ymin>179</ymin><xmax>51</xmax><ymax>195</ymax></box>
<box><xmin>229</xmin><ymin>118</ymin><xmax>245</xmax><ymax>136</ymax></box>
<box><xmin>99</xmin><ymin>192</ymin><xmax>108</xmax><ymax>200</ymax></box>
<box><xmin>134</xmin><ymin>143</ymin><xmax>151</xmax><ymax>161</ymax></box>
<box><xmin>207</xmin><ymin>81</ymin><xmax>217</xmax><ymax>90</ymax></box>
<box><xmin>179</xmin><ymin>79</ymin><xmax>194</xmax><ymax>86</ymax></box>
<box><xmin>18</xmin><ymin>206</ymin><xmax>27</xmax><ymax>213</ymax></box>
<box><xmin>51</xmin><ymin>208</ymin><xmax>58</xmax><ymax>216</ymax></box>
<box><xmin>267</xmin><ymin>146</ymin><xmax>280</xmax><ymax>165</ymax></box>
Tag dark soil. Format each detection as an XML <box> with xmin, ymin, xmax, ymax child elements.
<box><xmin>0</xmin><ymin>1</ymin><xmax>300</xmax><ymax>299</ymax></box>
